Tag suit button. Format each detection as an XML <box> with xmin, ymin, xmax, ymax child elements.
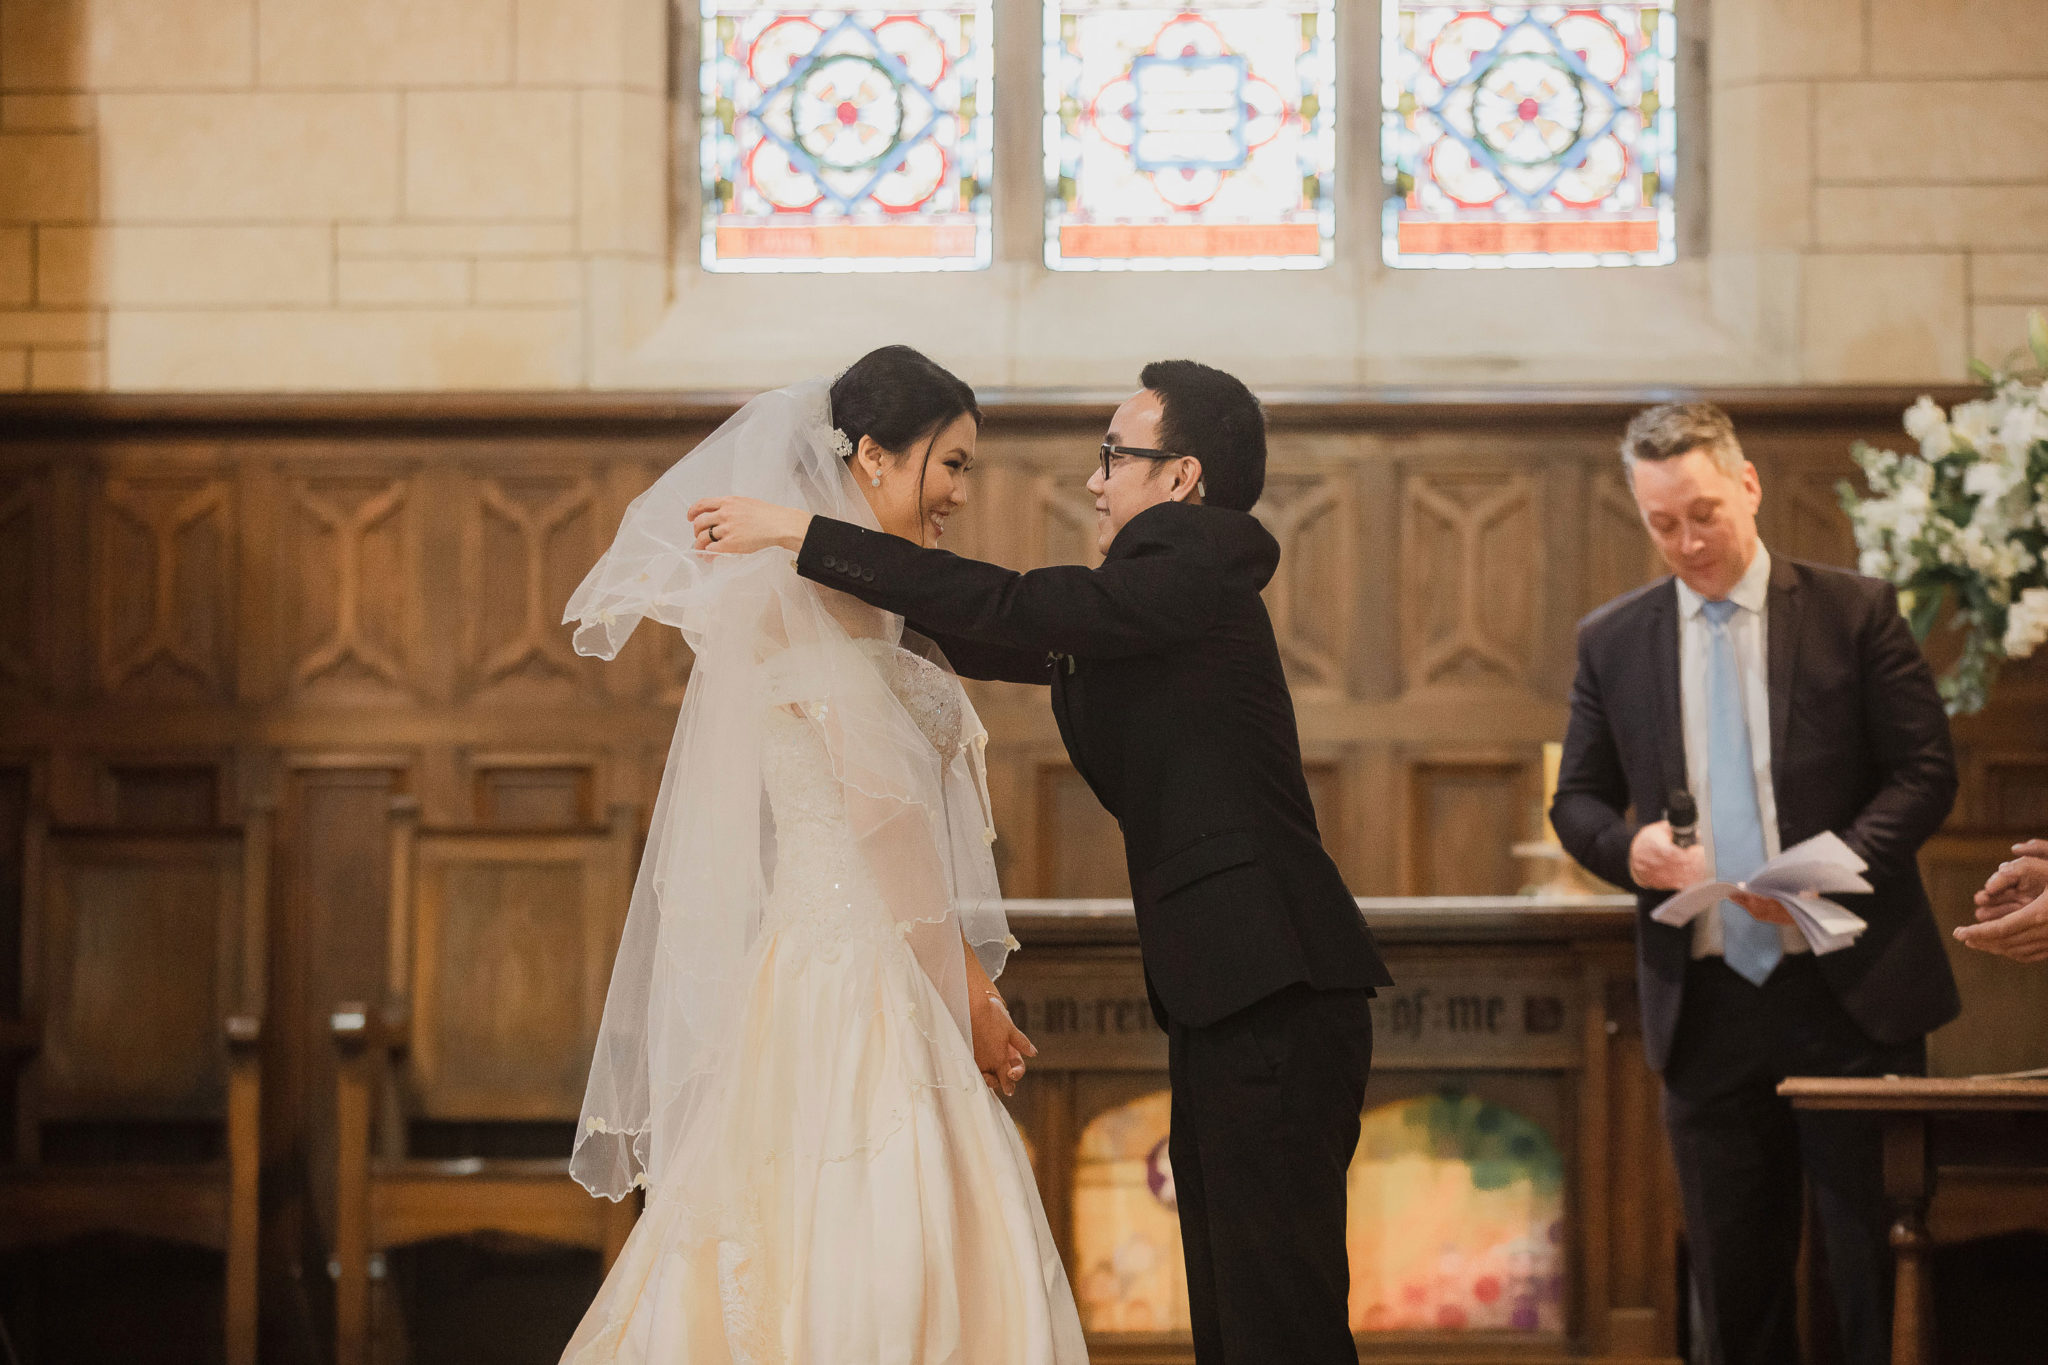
<box><xmin>822</xmin><ymin>555</ymin><xmax>838</xmax><ymax>570</ymax></box>
<box><xmin>863</xmin><ymin>569</ymin><xmax>875</xmax><ymax>582</ymax></box>
<box><xmin>846</xmin><ymin>562</ymin><xmax>861</xmax><ymax>575</ymax></box>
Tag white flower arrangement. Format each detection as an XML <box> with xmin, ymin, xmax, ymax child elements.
<box><xmin>1840</xmin><ymin>313</ymin><xmax>2048</xmax><ymax>714</ymax></box>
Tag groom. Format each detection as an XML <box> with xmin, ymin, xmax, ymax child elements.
<box><xmin>693</xmin><ymin>360</ymin><xmax>1390</xmax><ymax>1364</ymax></box>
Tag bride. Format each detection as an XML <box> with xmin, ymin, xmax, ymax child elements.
<box><xmin>558</xmin><ymin>346</ymin><xmax>1088</xmax><ymax>1364</ymax></box>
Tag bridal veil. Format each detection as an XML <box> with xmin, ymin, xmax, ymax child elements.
<box><xmin>560</xmin><ymin>379</ymin><xmax>1012</xmax><ymax>1201</ymax></box>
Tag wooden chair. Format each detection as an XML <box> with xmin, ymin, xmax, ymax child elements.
<box><xmin>331</xmin><ymin>796</ymin><xmax>640</xmax><ymax>1365</ymax></box>
<box><xmin>0</xmin><ymin>806</ymin><xmax>269</xmax><ymax>1365</ymax></box>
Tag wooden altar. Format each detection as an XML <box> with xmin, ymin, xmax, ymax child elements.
<box><xmin>1000</xmin><ymin>894</ymin><xmax>1680</xmax><ymax>1365</ymax></box>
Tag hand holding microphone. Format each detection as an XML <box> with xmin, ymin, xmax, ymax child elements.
<box><xmin>1628</xmin><ymin>787</ymin><xmax>1708</xmax><ymax>890</ymax></box>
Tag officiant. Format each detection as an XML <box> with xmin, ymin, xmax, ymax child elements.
<box><xmin>1550</xmin><ymin>403</ymin><xmax>1961</xmax><ymax>1365</ymax></box>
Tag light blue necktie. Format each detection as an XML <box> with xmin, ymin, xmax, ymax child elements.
<box><xmin>1702</xmin><ymin>598</ymin><xmax>1782</xmax><ymax>986</ymax></box>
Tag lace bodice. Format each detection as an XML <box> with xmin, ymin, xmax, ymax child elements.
<box><xmin>757</xmin><ymin>641</ymin><xmax>969</xmax><ymax>954</ymax></box>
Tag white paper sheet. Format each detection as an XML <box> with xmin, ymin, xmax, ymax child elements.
<box><xmin>1649</xmin><ymin>831</ymin><xmax>1872</xmax><ymax>954</ymax></box>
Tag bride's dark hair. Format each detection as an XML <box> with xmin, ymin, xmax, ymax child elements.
<box><xmin>830</xmin><ymin>347</ymin><xmax>982</xmax><ymax>500</ymax></box>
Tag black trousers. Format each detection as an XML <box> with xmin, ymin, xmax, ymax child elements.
<box><xmin>1167</xmin><ymin>983</ymin><xmax>1374</xmax><ymax>1365</ymax></box>
<box><xmin>1663</xmin><ymin>957</ymin><xmax>1925</xmax><ymax>1365</ymax></box>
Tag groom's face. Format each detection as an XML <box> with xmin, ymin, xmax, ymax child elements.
<box><xmin>1088</xmin><ymin>389</ymin><xmax>1180</xmax><ymax>555</ymax></box>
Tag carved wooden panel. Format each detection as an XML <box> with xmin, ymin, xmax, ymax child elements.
<box><xmin>1400</xmin><ymin>472</ymin><xmax>1541</xmax><ymax>690</ymax></box>
<box><xmin>471</xmin><ymin>763</ymin><xmax>593</xmax><ymax>827</ymax></box>
<box><xmin>1586</xmin><ymin>470</ymin><xmax>1662</xmax><ymax>615</ymax></box>
<box><xmin>0</xmin><ymin>767</ymin><xmax>27</xmax><ymax>1018</ymax></box>
<box><xmin>103</xmin><ymin>763</ymin><xmax>220</xmax><ymax>828</ymax></box>
<box><xmin>1779</xmin><ymin>465</ymin><xmax>1859</xmax><ymax>570</ymax></box>
<box><xmin>283</xmin><ymin>472</ymin><xmax>417</xmax><ymax>701</ymax></box>
<box><xmin>39</xmin><ymin>835</ymin><xmax>238</xmax><ymax>1116</ymax></box>
<box><xmin>1970</xmin><ymin>755</ymin><xmax>2048</xmax><ymax>828</ymax></box>
<box><xmin>1036</xmin><ymin>765</ymin><xmax>1126</xmax><ymax>898</ymax></box>
<box><xmin>1403</xmin><ymin>755</ymin><xmax>1536</xmax><ymax>896</ymax></box>
<box><xmin>0</xmin><ymin>469</ymin><xmax>49</xmax><ymax>699</ymax></box>
<box><xmin>459</xmin><ymin>471</ymin><xmax>603</xmax><ymax>703</ymax></box>
<box><xmin>1255</xmin><ymin>473</ymin><xmax>1352</xmax><ymax>699</ymax></box>
<box><xmin>91</xmin><ymin>473</ymin><xmax>235</xmax><ymax>702</ymax></box>
<box><xmin>409</xmin><ymin>837</ymin><xmax>621</xmax><ymax>1119</ymax></box>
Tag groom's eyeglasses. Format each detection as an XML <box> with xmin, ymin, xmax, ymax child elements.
<box><xmin>1099</xmin><ymin>442</ymin><xmax>1180</xmax><ymax>482</ymax></box>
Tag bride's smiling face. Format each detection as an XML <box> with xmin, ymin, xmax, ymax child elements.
<box><xmin>853</xmin><ymin>411</ymin><xmax>979</xmax><ymax>548</ymax></box>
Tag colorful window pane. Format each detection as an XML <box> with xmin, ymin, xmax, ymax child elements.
<box><xmin>1348</xmin><ymin>1092</ymin><xmax>1566</xmax><ymax>1333</ymax></box>
<box><xmin>1045</xmin><ymin>2</ymin><xmax>1337</xmax><ymax>271</ymax></box>
<box><xmin>1071</xmin><ymin>1090</ymin><xmax>1189</xmax><ymax>1332</ymax></box>
<box><xmin>1381</xmin><ymin>2</ymin><xmax>1677</xmax><ymax>268</ymax></box>
<box><xmin>700</xmin><ymin>4</ymin><xmax>993</xmax><ymax>272</ymax></box>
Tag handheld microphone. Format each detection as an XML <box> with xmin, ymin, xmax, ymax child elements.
<box><xmin>1667</xmin><ymin>789</ymin><xmax>1699</xmax><ymax>849</ymax></box>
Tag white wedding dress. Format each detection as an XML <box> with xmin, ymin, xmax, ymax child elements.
<box><xmin>562</xmin><ymin>640</ymin><xmax>1087</xmax><ymax>1365</ymax></box>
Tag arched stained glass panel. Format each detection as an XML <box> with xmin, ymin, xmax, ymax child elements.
<box><xmin>1348</xmin><ymin>1091</ymin><xmax>1567</xmax><ymax>1333</ymax></box>
<box><xmin>700</xmin><ymin>3</ymin><xmax>994</xmax><ymax>272</ymax></box>
<box><xmin>1382</xmin><ymin>2</ymin><xmax>1677</xmax><ymax>268</ymax></box>
<box><xmin>1045</xmin><ymin>1</ymin><xmax>1338</xmax><ymax>271</ymax></box>
<box><xmin>1070</xmin><ymin>1090</ymin><xmax>1189</xmax><ymax>1332</ymax></box>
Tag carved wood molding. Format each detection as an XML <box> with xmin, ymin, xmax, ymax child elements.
<box><xmin>1400</xmin><ymin>472</ymin><xmax>1540</xmax><ymax>690</ymax></box>
<box><xmin>93</xmin><ymin>474</ymin><xmax>234</xmax><ymax>700</ymax></box>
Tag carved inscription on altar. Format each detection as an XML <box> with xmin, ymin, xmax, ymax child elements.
<box><xmin>1371</xmin><ymin>971</ymin><xmax>1584</xmax><ymax>1069</ymax></box>
<box><xmin>1000</xmin><ymin>950</ymin><xmax>1585</xmax><ymax>1070</ymax></box>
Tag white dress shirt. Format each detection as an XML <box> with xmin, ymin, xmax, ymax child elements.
<box><xmin>1675</xmin><ymin>543</ymin><xmax>1809</xmax><ymax>959</ymax></box>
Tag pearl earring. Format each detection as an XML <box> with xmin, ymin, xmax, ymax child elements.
<box><xmin>869</xmin><ymin>473</ymin><xmax>882</xmax><ymax>488</ymax></box>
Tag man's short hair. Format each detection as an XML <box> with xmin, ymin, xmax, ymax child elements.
<box><xmin>1140</xmin><ymin>359</ymin><xmax>1266</xmax><ymax>512</ymax></box>
<box><xmin>1620</xmin><ymin>402</ymin><xmax>1745</xmax><ymax>479</ymax></box>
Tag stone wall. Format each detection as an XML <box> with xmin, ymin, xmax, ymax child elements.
<box><xmin>0</xmin><ymin>0</ymin><xmax>2043</xmax><ymax>391</ymax></box>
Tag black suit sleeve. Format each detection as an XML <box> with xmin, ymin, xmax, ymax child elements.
<box><xmin>798</xmin><ymin>510</ymin><xmax>1222</xmax><ymax>659</ymax></box>
<box><xmin>911</xmin><ymin>626</ymin><xmax>1052</xmax><ymax>686</ymax></box>
<box><xmin>1551</xmin><ymin>623</ymin><xmax>1641</xmax><ymax>892</ymax></box>
<box><xmin>1840</xmin><ymin>581</ymin><xmax>1958</xmax><ymax>881</ymax></box>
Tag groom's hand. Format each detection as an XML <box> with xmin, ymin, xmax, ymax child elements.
<box><xmin>688</xmin><ymin>496</ymin><xmax>812</xmax><ymax>554</ymax></box>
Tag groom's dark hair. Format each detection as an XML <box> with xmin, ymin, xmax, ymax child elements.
<box><xmin>1139</xmin><ymin>359</ymin><xmax>1266</xmax><ymax>512</ymax></box>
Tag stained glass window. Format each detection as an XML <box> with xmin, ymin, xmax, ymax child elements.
<box><xmin>1071</xmin><ymin>1090</ymin><xmax>1189</xmax><ymax>1332</ymax></box>
<box><xmin>1348</xmin><ymin>1092</ymin><xmax>1566</xmax><ymax>1332</ymax></box>
<box><xmin>1381</xmin><ymin>2</ymin><xmax>1676</xmax><ymax>268</ymax></box>
<box><xmin>1071</xmin><ymin>1089</ymin><xmax>1567</xmax><ymax>1337</ymax></box>
<box><xmin>1045</xmin><ymin>2</ymin><xmax>1337</xmax><ymax>271</ymax></box>
<box><xmin>700</xmin><ymin>4</ymin><xmax>993</xmax><ymax>272</ymax></box>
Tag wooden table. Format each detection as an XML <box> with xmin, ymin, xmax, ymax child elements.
<box><xmin>1777</xmin><ymin>1076</ymin><xmax>2048</xmax><ymax>1365</ymax></box>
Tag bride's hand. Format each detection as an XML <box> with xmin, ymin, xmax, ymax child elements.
<box><xmin>971</xmin><ymin>991</ymin><xmax>1037</xmax><ymax>1097</ymax></box>
<box><xmin>687</xmin><ymin>496</ymin><xmax>813</xmax><ymax>554</ymax></box>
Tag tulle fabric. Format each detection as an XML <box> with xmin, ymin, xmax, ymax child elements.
<box><xmin>558</xmin><ymin>867</ymin><xmax>1083</xmax><ymax>1365</ymax></box>
<box><xmin>561</xmin><ymin>379</ymin><xmax>1013</xmax><ymax>1202</ymax></box>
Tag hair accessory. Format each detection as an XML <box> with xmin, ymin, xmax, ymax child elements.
<box><xmin>828</xmin><ymin>428</ymin><xmax>854</xmax><ymax>459</ymax></box>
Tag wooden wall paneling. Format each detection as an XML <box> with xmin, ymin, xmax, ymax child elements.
<box><xmin>1036</xmin><ymin>762</ymin><xmax>1129</xmax><ymax>899</ymax></box>
<box><xmin>279</xmin><ymin>760</ymin><xmax>411</xmax><ymax>1233</ymax></box>
<box><xmin>1254</xmin><ymin>468</ymin><xmax>1354</xmax><ymax>701</ymax></box>
<box><xmin>465</xmin><ymin>753</ymin><xmax>597</xmax><ymax>827</ymax></box>
<box><xmin>1919</xmin><ymin>834</ymin><xmax>2048</xmax><ymax>1078</ymax></box>
<box><xmin>1583</xmin><ymin>466</ymin><xmax>1662</xmax><ymax>623</ymax></box>
<box><xmin>279</xmin><ymin>460</ymin><xmax>422</xmax><ymax>705</ymax></box>
<box><xmin>459</xmin><ymin>463</ymin><xmax>606</xmax><ymax>705</ymax></box>
<box><xmin>1399</xmin><ymin>466</ymin><xmax>1542</xmax><ymax>692</ymax></box>
<box><xmin>90</xmin><ymin>454</ymin><xmax>237</xmax><ymax>704</ymax></box>
<box><xmin>1401</xmin><ymin>750</ymin><xmax>1540</xmax><ymax>896</ymax></box>
<box><xmin>0</xmin><ymin>462</ymin><xmax>51</xmax><ymax>702</ymax></box>
<box><xmin>1350</xmin><ymin>455</ymin><xmax>1403</xmax><ymax>703</ymax></box>
<box><xmin>98</xmin><ymin>758</ymin><xmax>225</xmax><ymax>827</ymax></box>
<box><xmin>1958</xmin><ymin>750</ymin><xmax>2048</xmax><ymax>829</ymax></box>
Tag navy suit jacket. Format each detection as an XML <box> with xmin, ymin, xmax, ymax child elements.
<box><xmin>1550</xmin><ymin>554</ymin><xmax>1961</xmax><ymax>1072</ymax></box>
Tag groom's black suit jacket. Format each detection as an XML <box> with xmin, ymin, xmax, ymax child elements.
<box><xmin>799</xmin><ymin>500</ymin><xmax>1392</xmax><ymax>1027</ymax></box>
<box><xmin>1550</xmin><ymin>555</ymin><xmax>1961</xmax><ymax>1073</ymax></box>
